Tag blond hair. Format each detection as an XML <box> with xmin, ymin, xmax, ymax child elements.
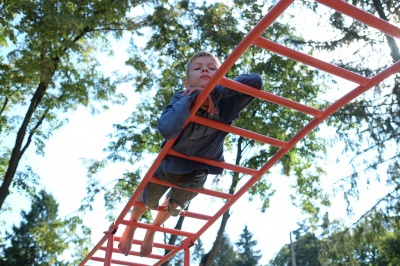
<box><xmin>186</xmin><ymin>51</ymin><xmax>222</xmax><ymax>78</ymax></box>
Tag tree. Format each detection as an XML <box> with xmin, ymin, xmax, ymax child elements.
<box><xmin>192</xmin><ymin>238</ymin><xmax>205</xmax><ymax>265</ymax></box>
<box><xmin>213</xmin><ymin>235</ymin><xmax>239</xmax><ymax>266</ymax></box>
<box><xmin>235</xmin><ymin>225</ymin><xmax>262</xmax><ymax>266</ymax></box>
<box><xmin>198</xmin><ymin>234</ymin><xmax>239</xmax><ymax>266</ymax></box>
<box><xmin>269</xmin><ymin>210</ymin><xmax>400</xmax><ymax>266</ymax></box>
<box><xmin>82</xmin><ymin>0</ymin><xmax>329</xmax><ymax>264</ymax></box>
<box><xmin>319</xmin><ymin>210</ymin><xmax>400</xmax><ymax>266</ymax></box>
<box><xmin>0</xmin><ymin>189</ymin><xmax>91</xmax><ymax>265</ymax></box>
<box><xmin>291</xmin><ymin>1</ymin><xmax>400</xmax><ymax>263</ymax></box>
<box><xmin>0</xmin><ymin>0</ymin><xmax>151</xmax><ymax>211</ymax></box>
<box><xmin>301</xmin><ymin>0</ymin><xmax>400</xmax><ymax>222</ymax></box>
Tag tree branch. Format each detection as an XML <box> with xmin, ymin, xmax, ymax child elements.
<box><xmin>372</xmin><ymin>0</ymin><xmax>400</xmax><ymax>62</ymax></box>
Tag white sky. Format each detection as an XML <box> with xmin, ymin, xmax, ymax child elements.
<box><xmin>1</xmin><ymin>42</ymin><xmax>390</xmax><ymax>266</ymax></box>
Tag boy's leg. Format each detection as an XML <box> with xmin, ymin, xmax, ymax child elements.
<box><xmin>140</xmin><ymin>197</ymin><xmax>173</xmax><ymax>256</ymax></box>
<box><xmin>119</xmin><ymin>170</ymin><xmax>170</xmax><ymax>256</ymax></box>
<box><xmin>140</xmin><ymin>169</ymin><xmax>208</xmax><ymax>257</ymax></box>
<box><xmin>168</xmin><ymin>169</ymin><xmax>208</xmax><ymax>215</ymax></box>
<box><xmin>118</xmin><ymin>203</ymin><xmax>148</xmax><ymax>256</ymax></box>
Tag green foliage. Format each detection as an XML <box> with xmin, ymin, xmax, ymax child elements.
<box><xmin>213</xmin><ymin>235</ymin><xmax>239</xmax><ymax>266</ymax></box>
<box><xmin>192</xmin><ymin>238</ymin><xmax>205</xmax><ymax>265</ymax></box>
<box><xmin>269</xmin><ymin>232</ymin><xmax>322</xmax><ymax>266</ymax></box>
<box><xmin>302</xmin><ymin>0</ymin><xmax>400</xmax><ymax>217</ymax></box>
<box><xmin>196</xmin><ymin>226</ymin><xmax>261</xmax><ymax>266</ymax></box>
<box><xmin>89</xmin><ymin>0</ymin><xmax>329</xmax><ymax>223</ymax></box>
<box><xmin>235</xmin><ymin>225</ymin><xmax>262</xmax><ymax>266</ymax></box>
<box><xmin>0</xmin><ymin>0</ymin><xmax>152</xmax><ymax>210</ymax></box>
<box><xmin>0</xmin><ymin>190</ymin><xmax>91</xmax><ymax>265</ymax></box>
<box><xmin>270</xmin><ymin>210</ymin><xmax>400</xmax><ymax>265</ymax></box>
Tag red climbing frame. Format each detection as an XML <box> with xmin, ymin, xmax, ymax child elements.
<box><xmin>81</xmin><ymin>0</ymin><xmax>400</xmax><ymax>265</ymax></box>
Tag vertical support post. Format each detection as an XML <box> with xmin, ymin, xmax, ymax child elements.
<box><xmin>104</xmin><ymin>223</ymin><xmax>117</xmax><ymax>266</ymax></box>
<box><xmin>104</xmin><ymin>233</ymin><xmax>114</xmax><ymax>266</ymax></box>
<box><xmin>184</xmin><ymin>246</ymin><xmax>190</xmax><ymax>266</ymax></box>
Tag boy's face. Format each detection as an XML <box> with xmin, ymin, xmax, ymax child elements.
<box><xmin>184</xmin><ymin>56</ymin><xmax>219</xmax><ymax>88</ymax></box>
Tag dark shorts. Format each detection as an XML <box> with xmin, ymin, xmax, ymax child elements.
<box><xmin>142</xmin><ymin>168</ymin><xmax>208</xmax><ymax>211</ymax></box>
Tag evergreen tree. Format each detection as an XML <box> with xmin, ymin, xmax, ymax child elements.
<box><xmin>0</xmin><ymin>190</ymin><xmax>90</xmax><ymax>265</ymax></box>
<box><xmin>235</xmin><ymin>225</ymin><xmax>262</xmax><ymax>266</ymax></box>
<box><xmin>212</xmin><ymin>235</ymin><xmax>238</xmax><ymax>266</ymax></box>
<box><xmin>192</xmin><ymin>238</ymin><xmax>205</xmax><ymax>265</ymax></box>
<box><xmin>269</xmin><ymin>212</ymin><xmax>400</xmax><ymax>265</ymax></box>
<box><xmin>198</xmin><ymin>236</ymin><xmax>237</xmax><ymax>266</ymax></box>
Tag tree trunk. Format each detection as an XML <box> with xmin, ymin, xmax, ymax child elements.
<box><xmin>0</xmin><ymin>82</ymin><xmax>47</xmax><ymax>210</ymax></box>
<box><xmin>203</xmin><ymin>209</ymin><xmax>231</xmax><ymax>266</ymax></box>
<box><xmin>202</xmin><ymin>136</ymin><xmax>244</xmax><ymax>265</ymax></box>
<box><xmin>372</xmin><ymin>0</ymin><xmax>400</xmax><ymax>62</ymax></box>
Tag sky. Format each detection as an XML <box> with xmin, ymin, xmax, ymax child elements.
<box><xmin>0</xmin><ymin>2</ymin><xmax>395</xmax><ymax>266</ymax></box>
<box><xmin>1</xmin><ymin>42</ymin><xmax>390</xmax><ymax>266</ymax></box>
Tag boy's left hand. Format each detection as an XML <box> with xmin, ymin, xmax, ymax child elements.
<box><xmin>182</xmin><ymin>86</ymin><xmax>218</xmax><ymax>115</ymax></box>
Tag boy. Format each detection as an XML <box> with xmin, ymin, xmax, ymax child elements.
<box><xmin>118</xmin><ymin>51</ymin><xmax>263</xmax><ymax>257</ymax></box>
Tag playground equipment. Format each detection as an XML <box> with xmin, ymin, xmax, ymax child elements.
<box><xmin>80</xmin><ymin>0</ymin><xmax>400</xmax><ymax>265</ymax></box>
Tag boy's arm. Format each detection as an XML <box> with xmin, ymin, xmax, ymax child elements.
<box><xmin>214</xmin><ymin>73</ymin><xmax>263</xmax><ymax>122</ymax></box>
<box><xmin>211</xmin><ymin>73</ymin><xmax>263</xmax><ymax>100</ymax></box>
<box><xmin>157</xmin><ymin>91</ymin><xmax>200</xmax><ymax>140</ymax></box>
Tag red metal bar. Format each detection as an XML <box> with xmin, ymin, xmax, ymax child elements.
<box><xmin>192</xmin><ymin>115</ymin><xmax>288</xmax><ymax>147</ymax></box>
<box><xmin>80</xmin><ymin>140</ymin><xmax>179</xmax><ymax>266</ymax></box>
<box><xmin>317</xmin><ymin>0</ymin><xmax>400</xmax><ymax>38</ymax></box>
<box><xmin>100</xmin><ymin>247</ymin><xmax>166</xmax><ymax>260</ymax></box>
<box><xmin>80</xmin><ymin>0</ymin><xmax>400</xmax><ymax>265</ymax></box>
<box><xmin>132</xmin><ymin>201</ymin><xmax>213</xmax><ymax>220</ymax></box>
<box><xmin>125</xmin><ymin>237</ymin><xmax>180</xmax><ymax>250</ymax></box>
<box><xmin>120</xmin><ymin>220</ymin><xmax>196</xmax><ymax>238</ymax></box>
<box><xmin>219</xmin><ymin>77</ymin><xmax>325</xmax><ymax>117</ymax></box>
<box><xmin>149</xmin><ymin>176</ymin><xmax>234</xmax><ymax>200</ymax></box>
<box><xmin>91</xmin><ymin>257</ymin><xmax>148</xmax><ymax>266</ymax></box>
<box><xmin>168</xmin><ymin>149</ymin><xmax>258</xmax><ymax>176</ymax></box>
<box><xmin>253</xmin><ymin>37</ymin><xmax>370</xmax><ymax>85</ymax></box>
<box><xmin>104</xmin><ymin>232</ymin><xmax>114</xmax><ymax>266</ymax></box>
<box><xmin>184</xmin><ymin>247</ymin><xmax>190</xmax><ymax>266</ymax></box>
<box><xmin>153</xmin><ymin>250</ymin><xmax>180</xmax><ymax>266</ymax></box>
<box><xmin>188</xmin><ymin>0</ymin><xmax>295</xmax><ymax>121</ymax></box>
<box><xmin>190</xmin><ymin>60</ymin><xmax>400</xmax><ymax>243</ymax></box>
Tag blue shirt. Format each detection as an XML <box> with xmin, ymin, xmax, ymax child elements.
<box><xmin>157</xmin><ymin>73</ymin><xmax>263</xmax><ymax>175</ymax></box>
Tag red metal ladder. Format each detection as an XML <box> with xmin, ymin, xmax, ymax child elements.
<box><xmin>80</xmin><ymin>0</ymin><xmax>400</xmax><ymax>265</ymax></box>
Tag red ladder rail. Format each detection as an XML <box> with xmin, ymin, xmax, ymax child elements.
<box><xmin>80</xmin><ymin>0</ymin><xmax>400</xmax><ymax>265</ymax></box>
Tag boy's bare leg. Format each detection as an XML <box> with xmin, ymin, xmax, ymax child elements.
<box><xmin>140</xmin><ymin>198</ymin><xmax>179</xmax><ymax>257</ymax></box>
<box><xmin>118</xmin><ymin>205</ymin><xmax>148</xmax><ymax>256</ymax></box>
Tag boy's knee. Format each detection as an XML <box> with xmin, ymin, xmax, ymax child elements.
<box><xmin>143</xmin><ymin>198</ymin><xmax>159</xmax><ymax>209</ymax></box>
<box><xmin>142</xmin><ymin>191</ymin><xmax>159</xmax><ymax>209</ymax></box>
<box><xmin>168</xmin><ymin>198</ymin><xmax>186</xmax><ymax>217</ymax></box>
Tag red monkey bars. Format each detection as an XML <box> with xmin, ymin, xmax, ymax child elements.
<box><xmin>81</xmin><ymin>0</ymin><xmax>400</xmax><ymax>265</ymax></box>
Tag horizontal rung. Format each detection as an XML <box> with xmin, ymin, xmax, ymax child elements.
<box><xmin>121</xmin><ymin>220</ymin><xmax>195</xmax><ymax>238</ymax></box>
<box><xmin>317</xmin><ymin>0</ymin><xmax>400</xmax><ymax>38</ymax></box>
<box><xmin>100</xmin><ymin>247</ymin><xmax>165</xmax><ymax>260</ymax></box>
<box><xmin>132</xmin><ymin>201</ymin><xmax>213</xmax><ymax>220</ymax></box>
<box><xmin>253</xmin><ymin>37</ymin><xmax>370</xmax><ymax>85</ymax></box>
<box><xmin>90</xmin><ymin>257</ymin><xmax>147</xmax><ymax>266</ymax></box>
<box><xmin>150</xmin><ymin>177</ymin><xmax>234</xmax><ymax>200</ymax></box>
<box><xmin>219</xmin><ymin>77</ymin><xmax>325</xmax><ymax>117</ymax></box>
<box><xmin>168</xmin><ymin>149</ymin><xmax>258</xmax><ymax>176</ymax></box>
<box><xmin>192</xmin><ymin>115</ymin><xmax>288</xmax><ymax>148</ymax></box>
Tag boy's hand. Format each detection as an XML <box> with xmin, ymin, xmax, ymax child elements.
<box><xmin>182</xmin><ymin>86</ymin><xmax>218</xmax><ymax>115</ymax></box>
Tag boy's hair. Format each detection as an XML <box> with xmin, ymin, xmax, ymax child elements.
<box><xmin>186</xmin><ymin>51</ymin><xmax>222</xmax><ymax>78</ymax></box>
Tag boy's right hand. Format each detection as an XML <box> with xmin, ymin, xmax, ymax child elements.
<box><xmin>182</xmin><ymin>86</ymin><xmax>218</xmax><ymax>116</ymax></box>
